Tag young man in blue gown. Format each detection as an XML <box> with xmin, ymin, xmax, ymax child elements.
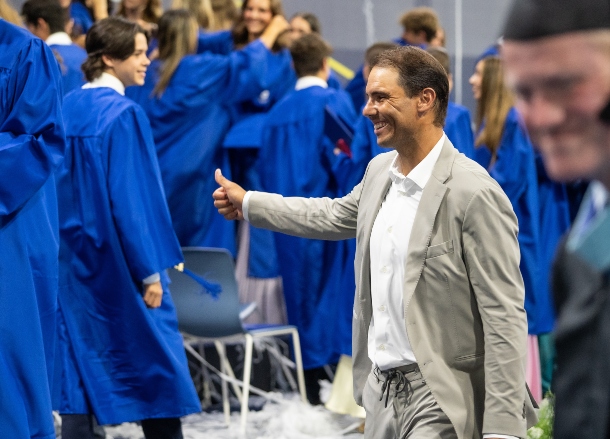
<box><xmin>345</xmin><ymin>7</ymin><xmax>440</xmax><ymax>111</ymax></box>
<box><xmin>257</xmin><ymin>33</ymin><xmax>357</xmax><ymax>403</ymax></box>
<box><xmin>55</xmin><ymin>17</ymin><xmax>200</xmax><ymax>439</ymax></box>
<box><xmin>0</xmin><ymin>17</ymin><xmax>66</xmax><ymax>439</ymax></box>
<box><xmin>22</xmin><ymin>0</ymin><xmax>87</xmax><ymax>95</ymax></box>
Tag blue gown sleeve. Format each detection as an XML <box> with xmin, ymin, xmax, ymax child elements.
<box><xmin>196</xmin><ymin>29</ymin><xmax>234</xmax><ymax>55</ymax></box>
<box><xmin>0</xmin><ymin>38</ymin><xmax>64</xmax><ymax>217</ymax></box>
<box><xmin>104</xmin><ymin>105</ymin><xmax>183</xmax><ymax>280</ymax></box>
<box><xmin>181</xmin><ymin>40</ymin><xmax>276</xmax><ymax>106</ymax></box>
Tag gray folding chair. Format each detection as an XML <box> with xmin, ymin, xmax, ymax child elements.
<box><xmin>168</xmin><ymin>247</ymin><xmax>307</xmax><ymax>433</ymax></box>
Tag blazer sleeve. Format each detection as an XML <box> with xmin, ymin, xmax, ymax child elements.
<box><xmin>462</xmin><ymin>184</ymin><xmax>529</xmax><ymax>437</ymax></box>
<box><xmin>247</xmin><ymin>177</ymin><xmax>363</xmax><ymax>241</ymax></box>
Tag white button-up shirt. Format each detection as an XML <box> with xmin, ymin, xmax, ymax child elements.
<box><xmin>367</xmin><ymin>133</ymin><xmax>445</xmax><ymax>370</ymax></box>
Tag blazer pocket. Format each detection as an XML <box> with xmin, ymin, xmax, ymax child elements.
<box><xmin>425</xmin><ymin>239</ymin><xmax>454</xmax><ymax>259</ymax></box>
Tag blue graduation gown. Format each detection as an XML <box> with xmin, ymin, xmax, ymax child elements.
<box><xmin>196</xmin><ymin>29</ymin><xmax>296</xmax><ymax>276</ymax></box>
<box><xmin>55</xmin><ymin>87</ymin><xmax>200</xmax><ymax>424</ymax></box>
<box><xmin>535</xmin><ymin>154</ymin><xmax>572</xmax><ymax>333</ymax></box>
<box><xmin>0</xmin><ymin>22</ymin><xmax>65</xmax><ymax>439</ymax></box>
<box><xmin>69</xmin><ymin>2</ymin><xmax>93</xmax><ymax>37</ymax></box>
<box><xmin>258</xmin><ymin>86</ymin><xmax>357</xmax><ymax>368</ymax></box>
<box><xmin>445</xmin><ymin>102</ymin><xmax>475</xmax><ymax>159</ymax></box>
<box><xmin>50</xmin><ymin>43</ymin><xmax>87</xmax><ymax>95</ymax></box>
<box><xmin>474</xmin><ymin>108</ymin><xmax>543</xmax><ymax>334</ymax></box>
<box><xmin>127</xmin><ymin>40</ymin><xmax>275</xmax><ymax>254</ymax></box>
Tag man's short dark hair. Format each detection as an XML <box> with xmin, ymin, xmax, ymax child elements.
<box><xmin>22</xmin><ymin>0</ymin><xmax>67</xmax><ymax>34</ymax></box>
<box><xmin>372</xmin><ymin>46</ymin><xmax>449</xmax><ymax>127</ymax></box>
<box><xmin>82</xmin><ymin>17</ymin><xmax>146</xmax><ymax>81</ymax></box>
<box><xmin>290</xmin><ymin>33</ymin><xmax>332</xmax><ymax>78</ymax></box>
<box><xmin>365</xmin><ymin>42</ymin><xmax>398</xmax><ymax>67</ymax></box>
<box><xmin>426</xmin><ymin>46</ymin><xmax>450</xmax><ymax>74</ymax></box>
<box><xmin>399</xmin><ymin>7</ymin><xmax>440</xmax><ymax>43</ymax></box>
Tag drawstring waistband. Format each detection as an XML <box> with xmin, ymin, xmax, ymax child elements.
<box><xmin>374</xmin><ymin>364</ymin><xmax>418</xmax><ymax>408</ymax></box>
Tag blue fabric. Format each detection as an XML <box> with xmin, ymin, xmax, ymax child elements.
<box><xmin>49</xmin><ymin>44</ymin><xmax>87</xmax><ymax>95</ymax></box>
<box><xmin>327</xmin><ymin>70</ymin><xmax>342</xmax><ymax>90</ymax></box>
<box><xmin>536</xmin><ymin>154</ymin><xmax>572</xmax><ymax>333</ymax></box>
<box><xmin>69</xmin><ymin>2</ymin><xmax>93</xmax><ymax>37</ymax></box>
<box><xmin>55</xmin><ymin>87</ymin><xmax>200</xmax><ymax>424</ymax></box>
<box><xmin>474</xmin><ymin>108</ymin><xmax>544</xmax><ymax>334</ymax></box>
<box><xmin>196</xmin><ymin>29</ymin><xmax>234</xmax><ymax>55</ymax></box>
<box><xmin>127</xmin><ymin>40</ymin><xmax>275</xmax><ymax>254</ymax></box>
<box><xmin>0</xmin><ymin>21</ymin><xmax>65</xmax><ymax>439</ymax></box>
<box><xmin>344</xmin><ymin>67</ymin><xmax>366</xmax><ymax>114</ymax></box>
<box><xmin>194</xmin><ymin>30</ymin><xmax>296</xmax><ymax>277</ymax></box>
<box><xmin>258</xmin><ymin>86</ymin><xmax>357</xmax><ymax>368</ymax></box>
<box><xmin>445</xmin><ymin>102</ymin><xmax>475</xmax><ymax>159</ymax></box>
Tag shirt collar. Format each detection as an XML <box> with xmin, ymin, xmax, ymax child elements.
<box><xmin>295</xmin><ymin>76</ymin><xmax>328</xmax><ymax>91</ymax></box>
<box><xmin>591</xmin><ymin>181</ymin><xmax>609</xmax><ymax>212</ymax></box>
<box><xmin>46</xmin><ymin>32</ymin><xmax>73</xmax><ymax>46</ymax></box>
<box><xmin>388</xmin><ymin>133</ymin><xmax>446</xmax><ymax>192</ymax></box>
<box><xmin>82</xmin><ymin>72</ymin><xmax>126</xmax><ymax>96</ymax></box>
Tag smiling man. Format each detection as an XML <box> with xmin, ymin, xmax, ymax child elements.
<box><xmin>502</xmin><ymin>1</ymin><xmax>610</xmax><ymax>438</ymax></box>
<box><xmin>213</xmin><ymin>46</ymin><xmax>537</xmax><ymax>438</ymax></box>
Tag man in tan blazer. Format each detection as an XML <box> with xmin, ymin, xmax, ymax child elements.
<box><xmin>214</xmin><ymin>46</ymin><xmax>537</xmax><ymax>438</ymax></box>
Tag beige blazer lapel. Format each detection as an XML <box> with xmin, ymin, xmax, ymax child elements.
<box><xmin>357</xmin><ymin>153</ymin><xmax>393</xmax><ymax>318</ymax></box>
<box><xmin>403</xmin><ymin>139</ymin><xmax>456</xmax><ymax>309</ymax></box>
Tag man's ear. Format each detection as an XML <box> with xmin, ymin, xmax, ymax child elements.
<box><xmin>322</xmin><ymin>57</ymin><xmax>330</xmax><ymax>79</ymax></box>
<box><xmin>419</xmin><ymin>87</ymin><xmax>437</xmax><ymax>113</ymax></box>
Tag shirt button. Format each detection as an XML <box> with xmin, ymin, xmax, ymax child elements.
<box><xmin>379</xmin><ymin>344</ymin><xmax>385</xmax><ymax>351</ymax></box>
<box><xmin>381</xmin><ymin>266</ymin><xmax>389</xmax><ymax>273</ymax></box>
<box><xmin>387</xmin><ymin>226</ymin><xmax>393</xmax><ymax>233</ymax></box>
<box><xmin>379</xmin><ymin>305</ymin><xmax>386</xmax><ymax>312</ymax></box>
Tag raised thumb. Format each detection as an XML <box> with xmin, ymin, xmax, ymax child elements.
<box><xmin>215</xmin><ymin>168</ymin><xmax>230</xmax><ymax>187</ymax></box>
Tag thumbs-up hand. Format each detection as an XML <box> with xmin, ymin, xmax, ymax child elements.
<box><xmin>213</xmin><ymin>169</ymin><xmax>245</xmax><ymax>221</ymax></box>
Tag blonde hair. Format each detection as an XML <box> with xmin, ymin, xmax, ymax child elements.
<box><xmin>117</xmin><ymin>0</ymin><xmax>162</xmax><ymax>24</ymax></box>
<box><xmin>153</xmin><ymin>9</ymin><xmax>198</xmax><ymax>96</ymax></box>
<box><xmin>0</xmin><ymin>0</ymin><xmax>22</xmax><ymax>26</ymax></box>
<box><xmin>172</xmin><ymin>0</ymin><xmax>214</xmax><ymax>29</ymax></box>
<box><xmin>475</xmin><ymin>56</ymin><xmax>515</xmax><ymax>163</ymax></box>
<box><xmin>209</xmin><ymin>0</ymin><xmax>237</xmax><ymax>31</ymax></box>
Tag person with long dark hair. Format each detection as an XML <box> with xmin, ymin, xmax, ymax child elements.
<box><xmin>55</xmin><ymin>17</ymin><xmax>200</xmax><ymax>439</ymax></box>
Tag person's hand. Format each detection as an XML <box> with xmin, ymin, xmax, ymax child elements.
<box><xmin>259</xmin><ymin>15</ymin><xmax>290</xmax><ymax>49</ymax></box>
<box><xmin>213</xmin><ymin>169</ymin><xmax>246</xmax><ymax>221</ymax></box>
<box><xmin>143</xmin><ymin>281</ymin><xmax>163</xmax><ymax>308</ymax></box>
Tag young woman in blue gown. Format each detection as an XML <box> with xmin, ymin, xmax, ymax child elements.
<box><xmin>126</xmin><ymin>9</ymin><xmax>288</xmax><ymax>255</ymax></box>
<box><xmin>470</xmin><ymin>55</ymin><xmax>544</xmax><ymax>401</ymax></box>
<box><xmin>55</xmin><ymin>17</ymin><xmax>200</xmax><ymax>439</ymax></box>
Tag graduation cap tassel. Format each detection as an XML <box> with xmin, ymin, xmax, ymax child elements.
<box><xmin>173</xmin><ymin>264</ymin><xmax>222</xmax><ymax>299</ymax></box>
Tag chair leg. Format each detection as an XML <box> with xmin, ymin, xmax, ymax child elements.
<box><xmin>213</xmin><ymin>341</ymin><xmax>243</xmax><ymax>401</ymax></box>
<box><xmin>240</xmin><ymin>333</ymin><xmax>254</xmax><ymax>434</ymax></box>
<box><xmin>290</xmin><ymin>329</ymin><xmax>308</xmax><ymax>404</ymax></box>
<box><xmin>214</xmin><ymin>341</ymin><xmax>231</xmax><ymax>426</ymax></box>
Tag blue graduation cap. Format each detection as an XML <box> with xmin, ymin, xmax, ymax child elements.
<box><xmin>324</xmin><ymin>105</ymin><xmax>355</xmax><ymax>157</ymax></box>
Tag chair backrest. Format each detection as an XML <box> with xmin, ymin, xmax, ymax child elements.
<box><xmin>168</xmin><ymin>247</ymin><xmax>244</xmax><ymax>338</ymax></box>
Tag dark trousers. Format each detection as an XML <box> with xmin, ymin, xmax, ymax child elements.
<box><xmin>61</xmin><ymin>414</ymin><xmax>183</xmax><ymax>439</ymax></box>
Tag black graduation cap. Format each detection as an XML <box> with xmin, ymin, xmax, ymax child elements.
<box><xmin>503</xmin><ymin>0</ymin><xmax>610</xmax><ymax>41</ymax></box>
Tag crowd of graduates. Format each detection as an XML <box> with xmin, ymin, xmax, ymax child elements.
<box><xmin>0</xmin><ymin>0</ymin><xmax>589</xmax><ymax>437</ymax></box>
